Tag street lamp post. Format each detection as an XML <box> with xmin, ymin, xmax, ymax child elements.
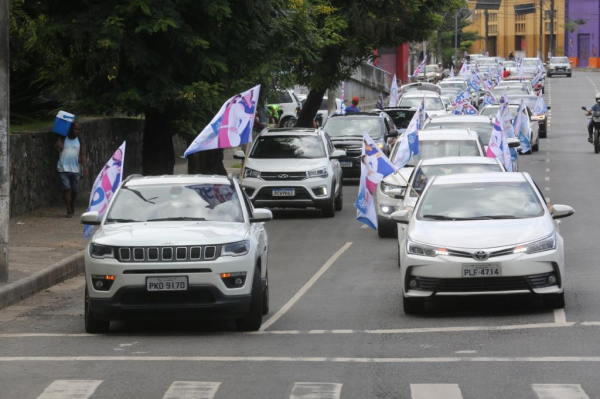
<box><xmin>454</xmin><ymin>8</ymin><xmax>469</xmax><ymax>67</ymax></box>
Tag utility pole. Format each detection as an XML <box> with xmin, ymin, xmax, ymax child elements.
<box><xmin>0</xmin><ymin>0</ymin><xmax>9</xmax><ymax>282</ymax></box>
<box><xmin>423</xmin><ymin>39</ymin><xmax>427</xmax><ymax>81</ymax></box>
<box><xmin>550</xmin><ymin>0</ymin><xmax>555</xmax><ymax>57</ymax></box>
<box><xmin>484</xmin><ymin>10</ymin><xmax>489</xmax><ymax>54</ymax></box>
<box><xmin>539</xmin><ymin>0</ymin><xmax>543</xmax><ymax>59</ymax></box>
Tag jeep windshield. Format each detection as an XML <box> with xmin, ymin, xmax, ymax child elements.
<box><xmin>250</xmin><ymin>135</ymin><xmax>326</xmax><ymax>159</ymax></box>
<box><xmin>106</xmin><ymin>184</ymin><xmax>244</xmax><ymax>223</ymax></box>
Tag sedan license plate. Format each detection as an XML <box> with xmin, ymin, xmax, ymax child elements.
<box><xmin>340</xmin><ymin>161</ymin><xmax>353</xmax><ymax>168</ymax></box>
<box><xmin>147</xmin><ymin>276</ymin><xmax>188</xmax><ymax>291</ymax></box>
<box><xmin>272</xmin><ymin>188</ymin><xmax>295</xmax><ymax>197</ymax></box>
<box><xmin>462</xmin><ymin>264</ymin><xmax>501</xmax><ymax>278</ymax></box>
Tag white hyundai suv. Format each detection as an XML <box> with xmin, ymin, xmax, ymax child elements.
<box><xmin>80</xmin><ymin>175</ymin><xmax>272</xmax><ymax>333</ymax></box>
<box><xmin>236</xmin><ymin>128</ymin><xmax>345</xmax><ymax>217</ymax></box>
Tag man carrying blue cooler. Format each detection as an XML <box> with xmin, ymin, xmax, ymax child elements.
<box><xmin>55</xmin><ymin>122</ymin><xmax>88</xmax><ymax>218</ymax></box>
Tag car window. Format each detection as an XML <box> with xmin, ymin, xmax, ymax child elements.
<box><xmin>399</xmin><ymin>97</ymin><xmax>444</xmax><ymax>110</ymax></box>
<box><xmin>106</xmin><ymin>184</ymin><xmax>244</xmax><ymax>223</ymax></box>
<box><xmin>440</xmin><ymin>82</ymin><xmax>466</xmax><ymax>90</ymax></box>
<box><xmin>323</xmin><ymin>117</ymin><xmax>382</xmax><ymax>139</ymax></box>
<box><xmin>241</xmin><ymin>188</ymin><xmax>254</xmax><ymax>216</ymax></box>
<box><xmin>383</xmin><ymin>110</ymin><xmax>415</xmax><ymax>129</ymax></box>
<box><xmin>408</xmin><ymin>140</ymin><xmax>482</xmax><ymax>166</ymax></box>
<box><xmin>491</xmin><ymin>87</ymin><xmax>528</xmax><ymax>96</ymax></box>
<box><xmin>550</xmin><ymin>57</ymin><xmax>569</xmax><ymax>64</ymax></box>
<box><xmin>480</xmin><ymin>106</ymin><xmax>518</xmax><ymax>119</ymax></box>
<box><xmin>324</xmin><ymin>133</ymin><xmax>335</xmax><ymax>154</ymax></box>
<box><xmin>250</xmin><ymin>135</ymin><xmax>327</xmax><ymax>159</ymax></box>
<box><xmin>424</xmin><ymin>122</ymin><xmax>494</xmax><ymax>144</ymax></box>
<box><xmin>416</xmin><ymin>181</ymin><xmax>544</xmax><ymax>220</ymax></box>
<box><xmin>409</xmin><ymin>163</ymin><xmax>503</xmax><ymax>197</ymax></box>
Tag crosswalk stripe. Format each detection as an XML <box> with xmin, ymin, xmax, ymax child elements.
<box><xmin>36</xmin><ymin>380</ymin><xmax>102</xmax><ymax>399</ymax></box>
<box><xmin>289</xmin><ymin>382</ymin><xmax>342</xmax><ymax>399</ymax></box>
<box><xmin>162</xmin><ymin>381</ymin><xmax>221</xmax><ymax>399</ymax></box>
<box><xmin>532</xmin><ymin>384</ymin><xmax>590</xmax><ymax>399</ymax></box>
<box><xmin>410</xmin><ymin>384</ymin><xmax>463</xmax><ymax>399</ymax></box>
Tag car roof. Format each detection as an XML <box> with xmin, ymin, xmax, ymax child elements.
<box><xmin>328</xmin><ymin>112</ymin><xmax>381</xmax><ymax>119</ymax></box>
<box><xmin>427</xmin><ymin>115</ymin><xmax>492</xmax><ymax>123</ymax></box>
<box><xmin>260</xmin><ymin>127</ymin><xmax>320</xmax><ymax>136</ymax></box>
<box><xmin>125</xmin><ymin>174</ymin><xmax>233</xmax><ymax>187</ymax></box>
<box><xmin>421</xmin><ymin>156</ymin><xmax>500</xmax><ymax>166</ymax></box>
<box><xmin>432</xmin><ymin>172</ymin><xmax>528</xmax><ymax>185</ymax></box>
<box><xmin>418</xmin><ymin>129</ymin><xmax>478</xmax><ymax>140</ymax></box>
<box><xmin>402</xmin><ymin>91</ymin><xmax>440</xmax><ymax>98</ymax></box>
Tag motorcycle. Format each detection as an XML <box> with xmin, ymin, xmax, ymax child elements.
<box><xmin>582</xmin><ymin>106</ymin><xmax>600</xmax><ymax>154</ymax></box>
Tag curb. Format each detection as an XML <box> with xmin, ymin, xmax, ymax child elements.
<box><xmin>0</xmin><ymin>251</ymin><xmax>85</xmax><ymax>311</ymax></box>
<box><xmin>575</xmin><ymin>68</ymin><xmax>600</xmax><ymax>73</ymax></box>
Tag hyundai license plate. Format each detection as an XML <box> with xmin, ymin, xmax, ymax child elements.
<box><xmin>272</xmin><ymin>188</ymin><xmax>295</xmax><ymax>197</ymax></box>
<box><xmin>340</xmin><ymin>161</ymin><xmax>353</xmax><ymax>168</ymax></box>
<box><xmin>147</xmin><ymin>276</ymin><xmax>188</xmax><ymax>291</ymax></box>
<box><xmin>461</xmin><ymin>264</ymin><xmax>501</xmax><ymax>278</ymax></box>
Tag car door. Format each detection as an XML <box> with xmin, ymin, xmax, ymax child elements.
<box><xmin>324</xmin><ymin>133</ymin><xmax>342</xmax><ymax>193</ymax></box>
<box><xmin>241</xmin><ymin>188</ymin><xmax>268</xmax><ymax>278</ymax></box>
<box><xmin>526</xmin><ymin>107</ymin><xmax>539</xmax><ymax>143</ymax></box>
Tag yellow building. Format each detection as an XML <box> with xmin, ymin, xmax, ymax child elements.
<box><xmin>465</xmin><ymin>0</ymin><xmax>565</xmax><ymax>58</ymax></box>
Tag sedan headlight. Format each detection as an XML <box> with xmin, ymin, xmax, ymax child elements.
<box><xmin>308</xmin><ymin>168</ymin><xmax>328</xmax><ymax>178</ymax></box>
<box><xmin>376</xmin><ymin>143</ymin><xmax>384</xmax><ymax>149</ymax></box>
<box><xmin>222</xmin><ymin>240</ymin><xmax>250</xmax><ymax>257</ymax></box>
<box><xmin>381</xmin><ymin>181</ymin><xmax>404</xmax><ymax>198</ymax></box>
<box><xmin>244</xmin><ymin>168</ymin><xmax>260</xmax><ymax>179</ymax></box>
<box><xmin>406</xmin><ymin>239</ymin><xmax>449</xmax><ymax>257</ymax></box>
<box><xmin>90</xmin><ymin>243</ymin><xmax>114</xmax><ymax>259</ymax></box>
<box><xmin>513</xmin><ymin>233</ymin><xmax>556</xmax><ymax>255</ymax></box>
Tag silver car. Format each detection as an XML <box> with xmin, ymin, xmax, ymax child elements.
<box><xmin>548</xmin><ymin>56</ymin><xmax>572</xmax><ymax>77</ymax></box>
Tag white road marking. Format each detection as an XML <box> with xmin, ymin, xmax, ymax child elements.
<box><xmin>363</xmin><ymin>322</ymin><xmax>574</xmax><ymax>334</ymax></box>
<box><xmin>0</xmin><ymin>333</ymin><xmax>90</xmax><ymax>338</ymax></box>
<box><xmin>37</xmin><ymin>380</ymin><xmax>102</xmax><ymax>399</ymax></box>
<box><xmin>546</xmin><ymin>159</ymin><xmax>550</xmax><ymax>163</ymax></box>
<box><xmin>545</xmin><ymin>177</ymin><xmax>550</xmax><ymax>181</ymax></box>
<box><xmin>545</xmin><ymin>187</ymin><xmax>550</xmax><ymax>191</ymax></box>
<box><xmin>8</xmin><ymin>355</ymin><xmax>600</xmax><ymax>363</ymax></box>
<box><xmin>411</xmin><ymin>384</ymin><xmax>463</xmax><ymax>399</ymax></box>
<box><xmin>162</xmin><ymin>381</ymin><xmax>221</xmax><ymax>399</ymax></box>
<box><xmin>455</xmin><ymin>350</ymin><xmax>477</xmax><ymax>354</ymax></box>
<box><xmin>581</xmin><ymin>321</ymin><xmax>600</xmax><ymax>326</ymax></box>
<box><xmin>259</xmin><ymin>242</ymin><xmax>353</xmax><ymax>331</ymax></box>
<box><xmin>546</xmin><ymin>168</ymin><xmax>550</xmax><ymax>172</ymax></box>
<box><xmin>532</xmin><ymin>384</ymin><xmax>590</xmax><ymax>399</ymax></box>
<box><xmin>289</xmin><ymin>382</ymin><xmax>342</xmax><ymax>399</ymax></box>
<box><xmin>554</xmin><ymin>309</ymin><xmax>567</xmax><ymax>324</ymax></box>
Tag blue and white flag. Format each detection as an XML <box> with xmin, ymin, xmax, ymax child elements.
<box><xmin>469</xmin><ymin>70</ymin><xmax>482</xmax><ymax>91</ymax></box>
<box><xmin>393</xmin><ymin>99</ymin><xmax>423</xmax><ymax>169</ymax></box>
<box><xmin>453</xmin><ymin>101</ymin><xmax>465</xmax><ymax>115</ymax></box>
<box><xmin>513</xmin><ymin>99</ymin><xmax>532</xmax><ymax>153</ymax></box>
<box><xmin>184</xmin><ymin>85</ymin><xmax>260</xmax><ymax>157</ymax></box>
<box><xmin>463</xmin><ymin>102</ymin><xmax>478</xmax><ymax>115</ymax></box>
<box><xmin>499</xmin><ymin>95</ymin><xmax>518</xmax><ymax>164</ymax></box>
<box><xmin>450</xmin><ymin>66</ymin><xmax>454</xmax><ymax>77</ymax></box>
<box><xmin>389</xmin><ymin>75</ymin><xmax>399</xmax><ymax>107</ymax></box>
<box><xmin>356</xmin><ymin>133</ymin><xmax>396</xmax><ymax>230</ymax></box>
<box><xmin>518</xmin><ymin>60</ymin><xmax>524</xmax><ymax>82</ymax></box>
<box><xmin>483</xmin><ymin>91</ymin><xmax>498</xmax><ymax>106</ymax></box>
<box><xmin>410</xmin><ymin>56</ymin><xmax>428</xmax><ymax>78</ymax></box>
<box><xmin>337</xmin><ymin>82</ymin><xmax>346</xmax><ymax>115</ymax></box>
<box><xmin>84</xmin><ymin>142</ymin><xmax>126</xmax><ymax>239</ymax></box>
<box><xmin>531</xmin><ymin>70</ymin><xmax>543</xmax><ymax>87</ymax></box>
<box><xmin>497</xmin><ymin>64</ymin><xmax>504</xmax><ymax>82</ymax></box>
<box><xmin>486</xmin><ymin>113</ymin><xmax>513</xmax><ymax>172</ymax></box>
<box><xmin>459</xmin><ymin>62</ymin><xmax>468</xmax><ymax>76</ymax></box>
<box><xmin>376</xmin><ymin>92</ymin><xmax>384</xmax><ymax>109</ymax></box>
<box><xmin>533</xmin><ymin>94</ymin><xmax>548</xmax><ymax>115</ymax></box>
<box><xmin>452</xmin><ymin>88</ymin><xmax>471</xmax><ymax>105</ymax></box>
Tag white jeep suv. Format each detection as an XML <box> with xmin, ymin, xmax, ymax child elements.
<box><xmin>236</xmin><ymin>128</ymin><xmax>345</xmax><ymax>217</ymax></box>
<box><xmin>81</xmin><ymin>174</ymin><xmax>272</xmax><ymax>333</ymax></box>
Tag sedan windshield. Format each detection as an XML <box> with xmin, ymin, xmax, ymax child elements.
<box><xmin>324</xmin><ymin>117</ymin><xmax>382</xmax><ymax>139</ymax></box>
<box><xmin>409</xmin><ymin>163</ymin><xmax>502</xmax><ymax>197</ymax></box>
<box><xmin>417</xmin><ymin>182</ymin><xmax>544</xmax><ymax>220</ymax></box>
<box><xmin>399</xmin><ymin>97</ymin><xmax>444</xmax><ymax>110</ymax></box>
<box><xmin>250</xmin><ymin>135</ymin><xmax>326</xmax><ymax>159</ymax></box>
<box><xmin>504</xmin><ymin>61</ymin><xmax>517</xmax><ymax>68</ymax></box>
<box><xmin>424</xmin><ymin>122</ymin><xmax>493</xmax><ymax>144</ymax></box>
<box><xmin>480</xmin><ymin>106</ymin><xmax>518</xmax><ymax>119</ymax></box>
<box><xmin>550</xmin><ymin>57</ymin><xmax>569</xmax><ymax>64</ymax></box>
<box><xmin>106</xmin><ymin>184</ymin><xmax>244</xmax><ymax>224</ymax></box>
<box><xmin>439</xmin><ymin>82</ymin><xmax>466</xmax><ymax>90</ymax></box>
<box><xmin>491</xmin><ymin>87</ymin><xmax>529</xmax><ymax>96</ymax></box>
<box><xmin>523</xmin><ymin>59</ymin><xmax>542</xmax><ymax>67</ymax></box>
<box><xmin>407</xmin><ymin>140</ymin><xmax>481</xmax><ymax>166</ymax></box>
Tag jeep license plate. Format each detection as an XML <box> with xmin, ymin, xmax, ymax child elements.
<box><xmin>272</xmin><ymin>188</ymin><xmax>295</xmax><ymax>197</ymax></box>
<box><xmin>340</xmin><ymin>161</ymin><xmax>353</xmax><ymax>168</ymax></box>
<box><xmin>147</xmin><ymin>276</ymin><xmax>188</xmax><ymax>291</ymax></box>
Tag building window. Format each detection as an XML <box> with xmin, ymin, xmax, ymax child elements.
<box><xmin>545</xmin><ymin>22</ymin><xmax>557</xmax><ymax>32</ymax></box>
<box><xmin>488</xmin><ymin>13</ymin><xmax>498</xmax><ymax>22</ymax></box>
<box><xmin>488</xmin><ymin>24</ymin><xmax>498</xmax><ymax>34</ymax></box>
<box><xmin>516</xmin><ymin>23</ymin><xmax>526</xmax><ymax>33</ymax></box>
<box><xmin>516</xmin><ymin>15</ymin><xmax>526</xmax><ymax>22</ymax></box>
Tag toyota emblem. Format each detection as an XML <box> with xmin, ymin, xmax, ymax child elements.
<box><xmin>473</xmin><ymin>251</ymin><xmax>489</xmax><ymax>261</ymax></box>
<box><xmin>278</xmin><ymin>174</ymin><xmax>289</xmax><ymax>179</ymax></box>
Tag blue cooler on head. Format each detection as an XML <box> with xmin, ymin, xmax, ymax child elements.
<box><xmin>52</xmin><ymin>111</ymin><xmax>75</xmax><ymax>136</ymax></box>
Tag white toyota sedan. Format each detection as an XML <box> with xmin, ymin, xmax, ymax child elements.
<box><xmin>393</xmin><ymin>173</ymin><xmax>574</xmax><ymax>314</ymax></box>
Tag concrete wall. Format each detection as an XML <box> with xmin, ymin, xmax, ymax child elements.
<box><xmin>328</xmin><ymin>62</ymin><xmax>392</xmax><ymax>112</ymax></box>
<box><xmin>10</xmin><ymin>118</ymin><xmax>144</xmax><ymax>217</ymax></box>
<box><xmin>565</xmin><ymin>0</ymin><xmax>600</xmax><ymax>66</ymax></box>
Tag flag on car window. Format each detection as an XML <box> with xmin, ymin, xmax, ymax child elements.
<box><xmin>337</xmin><ymin>82</ymin><xmax>346</xmax><ymax>115</ymax></box>
<box><xmin>486</xmin><ymin>113</ymin><xmax>513</xmax><ymax>172</ymax></box>
<box><xmin>409</xmin><ymin>56</ymin><xmax>428</xmax><ymax>78</ymax></box>
<box><xmin>533</xmin><ymin>94</ymin><xmax>548</xmax><ymax>115</ymax></box>
<box><xmin>84</xmin><ymin>142</ymin><xmax>126</xmax><ymax>239</ymax></box>
<box><xmin>356</xmin><ymin>133</ymin><xmax>396</xmax><ymax>230</ymax></box>
<box><xmin>499</xmin><ymin>95</ymin><xmax>518</xmax><ymax>163</ymax></box>
<box><xmin>183</xmin><ymin>85</ymin><xmax>260</xmax><ymax>157</ymax></box>
<box><xmin>389</xmin><ymin>75</ymin><xmax>398</xmax><ymax>107</ymax></box>
<box><xmin>513</xmin><ymin>99</ymin><xmax>532</xmax><ymax>154</ymax></box>
<box><xmin>452</xmin><ymin>88</ymin><xmax>471</xmax><ymax>105</ymax></box>
<box><xmin>483</xmin><ymin>91</ymin><xmax>498</xmax><ymax>106</ymax></box>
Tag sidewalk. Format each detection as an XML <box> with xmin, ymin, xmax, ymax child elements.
<box><xmin>0</xmin><ymin>151</ymin><xmax>242</xmax><ymax>310</ymax></box>
<box><xmin>574</xmin><ymin>67</ymin><xmax>600</xmax><ymax>73</ymax></box>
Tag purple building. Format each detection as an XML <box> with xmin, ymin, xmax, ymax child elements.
<box><xmin>565</xmin><ymin>0</ymin><xmax>600</xmax><ymax>68</ymax></box>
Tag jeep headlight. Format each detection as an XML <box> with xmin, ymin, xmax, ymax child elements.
<box><xmin>222</xmin><ymin>240</ymin><xmax>251</xmax><ymax>257</ymax></box>
<box><xmin>308</xmin><ymin>168</ymin><xmax>328</xmax><ymax>178</ymax></box>
<box><xmin>243</xmin><ymin>168</ymin><xmax>260</xmax><ymax>179</ymax></box>
<box><xmin>90</xmin><ymin>243</ymin><xmax>114</xmax><ymax>259</ymax></box>
<box><xmin>406</xmin><ymin>239</ymin><xmax>449</xmax><ymax>257</ymax></box>
<box><xmin>513</xmin><ymin>233</ymin><xmax>556</xmax><ymax>255</ymax></box>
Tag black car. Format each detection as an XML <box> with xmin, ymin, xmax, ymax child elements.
<box><xmin>322</xmin><ymin>112</ymin><xmax>398</xmax><ymax>179</ymax></box>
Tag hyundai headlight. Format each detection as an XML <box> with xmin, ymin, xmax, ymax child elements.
<box><xmin>244</xmin><ymin>168</ymin><xmax>260</xmax><ymax>179</ymax></box>
<box><xmin>222</xmin><ymin>240</ymin><xmax>250</xmax><ymax>257</ymax></box>
<box><xmin>406</xmin><ymin>239</ymin><xmax>449</xmax><ymax>257</ymax></box>
<box><xmin>513</xmin><ymin>233</ymin><xmax>556</xmax><ymax>255</ymax></box>
<box><xmin>381</xmin><ymin>181</ymin><xmax>404</xmax><ymax>198</ymax></box>
<box><xmin>377</xmin><ymin>143</ymin><xmax>384</xmax><ymax>149</ymax></box>
<box><xmin>308</xmin><ymin>168</ymin><xmax>328</xmax><ymax>178</ymax></box>
<box><xmin>90</xmin><ymin>243</ymin><xmax>114</xmax><ymax>259</ymax></box>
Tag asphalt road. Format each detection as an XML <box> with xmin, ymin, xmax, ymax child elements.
<box><xmin>2</xmin><ymin>73</ymin><xmax>600</xmax><ymax>399</ymax></box>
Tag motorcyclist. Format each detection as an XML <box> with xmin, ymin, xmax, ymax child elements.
<box><xmin>585</xmin><ymin>94</ymin><xmax>600</xmax><ymax>143</ymax></box>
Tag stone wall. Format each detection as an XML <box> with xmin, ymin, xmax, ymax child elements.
<box><xmin>327</xmin><ymin>63</ymin><xmax>393</xmax><ymax>112</ymax></box>
<box><xmin>10</xmin><ymin>118</ymin><xmax>144</xmax><ymax>217</ymax></box>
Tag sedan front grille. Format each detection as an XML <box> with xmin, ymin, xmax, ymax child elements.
<box><xmin>115</xmin><ymin>245</ymin><xmax>221</xmax><ymax>263</ymax></box>
<box><xmin>410</xmin><ymin>272</ymin><xmax>557</xmax><ymax>293</ymax></box>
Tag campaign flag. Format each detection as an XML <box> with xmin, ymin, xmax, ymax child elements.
<box><xmin>468</xmin><ymin>69</ymin><xmax>482</xmax><ymax>91</ymax></box>
<box><xmin>452</xmin><ymin>88</ymin><xmax>471</xmax><ymax>105</ymax></box>
<box><xmin>482</xmin><ymin>76</ymin><xmax>494</xmax><ymax>90</ymax></box>
<box><xmin>389</xmin><ymin>75</ymin><xmax>399</xmax><ymax>107</ymax></box>
<box><xmin>376</xmin><ymin>92</ymin><xmax>384</xmax><ymax>109</ymax></box>
<box><xmin>393</xmin><ymin>100</ymin><xmax>423</xmax><ymax>169</ymax></box>
<box><xmin>83</xmin><ymin>142</ymin><xmax>126</xmax><ymax>239</ymax></box>
<box><xmin>410</xmin><ymin>56</ymin><xmax>428</xmax><ymax>78</ymax></box>
<box><xmin>184</xmin><ymin>85</ymin><xmax>260</xmax><ymax>157</ymax></box>
<box><xmin>513</xmin><ymin>99</ymin><xmax>532</xmax><ymax>153</ymax></box>
<box><xmin>533</xmin><ymin>94</ymin><xmax>548</xmax><ymax>115</ymax></box>
<box><xmin>356</xmin><ymin>133</ymin><xmax>396</xmax><ymax>229</ymax></box>
<box><xmin>518</xmin><ymin>60</ymin><xmax>524</xmax><ymax>82</ymax></box>
<box><xmin>463</xmin><ymin>102</ymin><xmax>478</xmax><ymax>115</ymax></box>
<box><xmin>499</xmin><ymin>95</ymin><xmax>518</xmax><ymax>164</ymax></box>
<box><xmin>449</xmin><ymin>66</ymin><xmax>454</xmax><ymax>77</ymax></box>
<box><xmin>337</xmin><ymin>82</ymin><xmax>346</xmax><ymax>115</ymax></box>
<box><xmin>483</xmin><ymin>91</ymin><xmax>498</xmax><ymax>106</ymax></box>
<box><xmin>459</xmin><ymin>62</ymin><xmax>468</xmax><ymax>76</ymax></box>
<box><xmin>486</xmin><ymin>113</ymin><xmax>513</xmax><ymax>172</ymax></box>
<box><xmin>497</xmin><ymin>64</ymin><xmax>504</xmax><ymax>82</ymax></box>
<box><xmin>453</xmin><ymin>101</ymin><xmax>466</xmax><ymax>115</ymax></box>
<box><xmin>418</xmin><ymin>97</ymin><xmax>427</xmax><ymax>130</ymax></box>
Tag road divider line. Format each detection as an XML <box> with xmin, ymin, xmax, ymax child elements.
<box><xmin>532</xmin><ymin>384</ymin><xmax>590</xmax><ymax>399</ymax></box>
<box><xmin>259</xmin><ymin>242</ymin><xmax>353</xmax><ymax>331</ymax></box>
<box><xmin>163</xmin><ymin>381</ymin><xmax>221</xmax><ymax>399</ymax></box>
<box><xmin>36</xmin><ymin>380</ymin><xmax>102</xmax><ymax>399</ymax></box>
<box><xmin>554</xmin><ymin>309</ymin><xmax>567</xmax><ymax>324</ymax></box>
<box><xmin>290</xmin><ymin>382</ymin><xmax>342</xmax><ymax>399</ymax></box>
<box><xmin>411</xmin><ymin>384</ymin><xmax>463</xmax><ymax>399</ymax></box>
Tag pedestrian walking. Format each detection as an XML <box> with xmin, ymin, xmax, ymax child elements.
<box><xmin>55</xmin><ymin>122</ymin><xmax>88</xmax><ymax>218</ymax></box>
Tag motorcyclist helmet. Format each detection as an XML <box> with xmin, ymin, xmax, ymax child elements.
<box><xmin>596</xmin><ymin>93</ymin><xmax>600</xmax><ymax>104</ymax></box>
